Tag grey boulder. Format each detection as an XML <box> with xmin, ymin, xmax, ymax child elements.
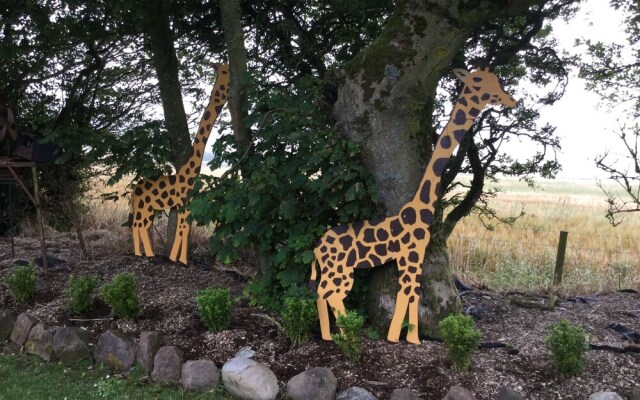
<box><xmin>53</xmin><ymin>327</ymin><xmax>90</xmax><ymax>363</ymax></box>
<box><xmin>390</xmin><ymin>388</ymin><xmax>422</xmax><ymax>400</ymax></box>
<box><xmin>25</xmin><ymin>323</ymin><xmax>55</xmax><ymax>361</ymax></box>
<box><xmin>286</xmin><ymin>367</ymin><xmax>338</xmax><ymax>400</ymax></box>
<box><xmin>221</xmin><ymin>357</ymin><xmax>279</xmax><ymax>400</ymax></box>
<box><xmin>442</xmin><ymin>386</ymin><xmax>477</xmax><ymax>400</ymax></box>
<box><xmin>10</xmin><ymin>313</ymin><xmax>38</xmax><ymax>346</ymax></box>
<box><xmin>94</xmin><ymin>330</ymin><xmax>136</xmax><ymax>371</ymax></box>
<box><xmin>181</xmin><ymin>359</ymin><xmax>221</xmax><ymax>391</ymax></box>
<box><xmin>136</xmin><ymin>331</ymin><xmax>163</xmax><ymax>374</ymax></box>
<box><xmin>0</xmin><ymin>310</ymin><xmax>15</xmax><ymax>341</ymax></box>
<box><xmin>496</xmin><ymin>387</ymin><xmax>524</xmax><ymax>400</ymax></box>
<box><xmin>151</xmin><ymin>345</ymin><xmax>183</xmax><ymax>383</ymax></box>
<box><xmin>337</xmin><ymin>386</ymin><xmax>378</xmax><ymax>400</ymax></box>
<box><xmin>588</xmin><ymin>393</ymin><xmax>624</xmax><ymax>400</ymax></box>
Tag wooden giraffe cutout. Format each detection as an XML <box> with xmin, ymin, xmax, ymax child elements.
<box><xmin>127</xmin><ymin>64</ymin><xmax>229</xmax><ymax>264</ymax></box>
<box><xmin>310</xmin><ymin>68</ymin><xmax>516</xmax><ymax>344</ymax></box>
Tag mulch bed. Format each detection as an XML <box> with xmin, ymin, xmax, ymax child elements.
<box><xmin>1</xmin><ymin>231</ymin><xmax>639</xmax><ymax>400</ymax></box>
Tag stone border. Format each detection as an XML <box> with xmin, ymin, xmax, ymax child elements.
<box><xmin>4</xmin><ymin>308</ymin><xmax>632</xmax><ymax>400</ymax></box>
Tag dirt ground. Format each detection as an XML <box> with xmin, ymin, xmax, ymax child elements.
<box><xmin>0</xmin><ymin>231</ymin><xmax>639</xmax><ymax>400</ymax></box>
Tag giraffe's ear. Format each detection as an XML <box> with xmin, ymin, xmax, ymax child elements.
<box><xmin>453</xmin><ymin>69</ymin><xmax>470</xmax><ymax>83</ymax></box>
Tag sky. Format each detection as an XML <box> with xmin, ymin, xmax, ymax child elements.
<box><xmin>539</xmin><ymin>0</ymin><xmax>631</xmax><ymax>180</ymax></box>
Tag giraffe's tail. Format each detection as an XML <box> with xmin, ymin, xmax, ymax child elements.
<box><xmin>308</xmin><ymin>258</ymin><xmax>319</xmax><ymax>292</ymax></box>
<box><xmin>121</xmin><ymin>194</ymin><xmax>134</xmax><ymax>228</ymax></box>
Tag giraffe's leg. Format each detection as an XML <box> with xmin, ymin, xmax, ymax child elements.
<box><xmin>169</xmin><ymin>210</ymin><xmax>190</xmax><ymax>264</ymax></box>
<box><xmin>317</xmin><ymin>296</ymin><xmax>332</xmax><ymax>341</ymax></box>
<box><xmin>132</xmin><ymin>223</ymin><xmax>142</xmax><ymax>256</ymax></box>
<box><xmin>326</xmin><ymin>295</ymin><xmax>347</xmax><ymax>330</ymax></box>
<box><xmin>406</xmin><ymin>264</ymin><xmax>423</xmax><ymax>345</ymax></box>
<box><xmin>387</xmin><ymin>259</ymin><xmax>411</xmax><ymax>343</ymax></box>
<box><xmin>139</xmin><ymin>217</ymin><xmax>155</xmax><ymax>257</ymax></box>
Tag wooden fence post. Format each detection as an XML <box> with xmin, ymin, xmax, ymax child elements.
<box><xmin>554</xmin><ymin>231</ymin><xmax>568</xmax><ymax>285</ymax></box>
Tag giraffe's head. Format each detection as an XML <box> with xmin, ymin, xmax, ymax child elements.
<box><xmin>453</xmin><ymin>68</ymin><xmax>516</xmax><ymax>108</ymax></box>
<box><xmin>212</xmin><ymin>63</ymin><xmax>230</xmax><ymax>75</ymax></box>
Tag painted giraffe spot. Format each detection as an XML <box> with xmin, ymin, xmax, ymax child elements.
<box><xmin>195</xmin><ymin>166</ymin><xmax>201</xmax><ymax>175</ymax></box>
<box><xmin>435</xmin><ymin>182</ymin><xmax>442</xmax><ymax>196</ymax></box>
<box><xmin>374</xmin><ymin>244</ymin><xmax>387</xmax><ymax>257</ymax></box>
<box><xmin>363</xmin><ymin>229</ymin><xmax>376</xmax><ymax>243</ymax></box>
<box><xmin>441</xmin><ymin>135</ymin><xmax>452</xmax><ymax>149</ymax></box>
<box><xmin>399</xmin><ymin>258</ymin><xmax>407</xmax><ymax>267</ymax></box>
<box><xmin>321</xmin><ymin>267</ymin><xmax>328</xmax><ymax>273</ymax></box>
<box><xmin>404</xmin><ymin>286</ymin><xmax>411</xmax><ymax>295</ymax></box>
<box><xmin>453</xmin><ymin>129</ymin><xmax>466</xmax><ymax>142</ymax></box>
<box><xmin>330</xmin><ymin>247</ymin><xmax>337</xmax><ymax>253</ymax></box>
<box><xmin>203</xmin><ymin>110</ymin><xmax>211</xmax><ymax>121</ymax></box>
<box><xmin>408</xmin><ymin>295</ymin><xmax>416</xmax><ymax>303</ymax></box>
<box><xmin>214</xmin><ymin>104</ymin><xmax>224</xmax><ymax>114</ymax></box>
<box><xmin>464</xmin><ymin>87</ymin><xmax>472</xmax><ymax>94</ymax></box>
<box><xmin>414</xmin><ymin>228</ymin><xmax>425</xmax><ymax>240</ymax></box>
<box><xmin>458</xmin><ymin>97</ymin><xmax>467</xmax><ymax>107</ymax></box>
<box><xmin>401</xmin><ymin>207</ymin><xmax>416</xmax><ymax>225</ymax></box>
<box><xmin>198</xmin><ymin>127</ymin><xmax>205</xmax><ymax>136</ymax></box>
<box><xmin>349</xmin><ymin>272</ymin><xmax>354</xmax><ymax>278</ymax></box>
<box><xmin>369</xmin><ymin>217</ymin><xmax>385</xmax><ymax>226</ymax></box>
<box><xmin>352</xmin><ymin>221</ymin><xmax>364</xmax><ymax>236</ymax></box>
<box><xmin>419</xmin><ymin>181</ymin><xmax>431</xmax><ymax>204</ymax></box>
<box><xmin>491</xmin><ymin>99</ymin><xmax>497</xmax><ymax>103</ymax></box>
<box><xmin>356</xmin><ymin>260</ymin><xmax>371</xmax><ymax>269</ymax></box>
<box><xmin>332</xmin><ymin>225</ymin><xmax>348</xmax><ymax>235</ymax></box>
<box><xmin>419</xmin><ymin>209</ymin><xmax>433</xmax><ymax>226</ymax></box>
<box><xmin>320</xmin><ymin>280</ymin><xmax>328</xmax><ymax>288</ymax></box>
<box><xmin>346</xmin><ymin>249</ymin><xmax>357</xmax><ymax>265</ymax></box>
<box><xmin>408</xmin><ymin>266</ymin><xmax>418</xmax><ymax>274</ymax></box>
<box><xmin>337</xmin><ymin>265</ymin><xmax>343</xmax><ymax>273</ymax></box>
<box><xmin>357</xmin><ymin>242</ymin><xmax>370</xmax><ymax>258</ymax></box>
<box><xmin>433</xmin><ymin>158</ymin><xmax>448</xmax><ymax>177</ymax></box>
<box><xmin>320</xmin><ymin>246</ymin><xmax>327</xmax><ymax>253</ymax></box>
<box><xmin>322</xmin><ymin>290</ymin><xmax>334</xmax><ymax>300</ymax></box>
<box><xmin>331</xmin><ymin>255</ymin><xmax>336</xmax><ymax>261</ymax></box>
<box><xmin>144</xmin><ymin>196</ymin><xmax>151</xmax><ymax>203</ymax></box>
<box><xmin>337</xmin><ymin>253</ymin><xmax>346</xmax><ymax>262</ymax></box>
<box><xmin>481</xmin><ymin>93</ymin><xmax>490</xmax><ymax>101</ymax></box>
<box><xmin>159</xmin><ymin>181</ymin><xmax>167</xmax><ymax>189</ymax></box>
<box><xmin>472</xmin><ymin>77</ymin><xmax>483</xmax><ymax>82</ymax></box>
<box><xmin>167</xmin><ymin>199</ymin><xmax>175</xmax><ymax>207</ymax></box>
<box><xmin>336</xmin><ymin>288</ymin><xmax>341</xmax><ymax>294</ymax></box>
<box><xmin>151</xmin><ymin>189</ymin><xmax>159</xmax><ymax>196</ymax></box>
<box><xmin>144</xmin><ymin>181</ymin><xmax>153</xmax><ymax>190</ymax></box>
<box><xmin>390</xmin><ymin>219</ymin><xmax>404</xmax><ymax>236</ymax></box>
<box><xmin>368</xmin><ymin>253</ymin><xmax>380</xmax><ymax>265</ymax></box>
<box><xmin>469</xmin><ymin>107</ymin><xmax>480</xmax><ymax>117</ymax></box>
<box><xmin>161</xmin><ymin>191</ymin><xmax>169</xmax><ymax>199</ymax></box>
<box><xmin>470</xmin><ymin>95</ymin><xmax>479</xmax><ymax>104</ymax></box>
<box><xmin>376</xmin><ymin>228</ymin><xmax>389</xmax><ymax>241</ymax></box>
<box><xmin>401</xmin><ymin>233</ymin><xmax>411</xmax><ymax>244</ymax></box>
<box><xmin>388</xmin><ymin>240</ymin><xmax>400</xmax><ymax>252</ymax></box>
<box><xmin>326</xmin><ymin>236</ymin><xmax>335</xmax><ymax>244</ymax></box>
<box><xmin>155</xmin><ymin>199</ymin><xmax>164</xmax><ymax>207</ymax></box>
<box><xmin>194</xmin><ymin>137</ymin><xmax>200</xmax><ymax>145</ymax></box>
<box><xmin>169</xmin><ymin>176</ymin><xmax>176</xmax><ymax>185</ymax></box>
<box><xmin>179</xmin><ymin>175</ymin><xmax>186</xmax><ymax>183</ymax></box>
<box><xmin>196</xmin><ymin>149</ymin><xmax>202</xmax><ymax>158</ymax></box>
<box><xmin>134</xmin><ymin>187</ymin><xmax>143</xmax><ymax>196</ymax></box>
<box><xmin>169</xmin><ymin>188</ymin><xmax>176</xmax><ymax>196</ymax></box>
<box><xmin>137</xmin><ymin>200</ymin><xmax>144</xmax><ymax>208</ymax></box>
<box><xmin>414</xmin><ymin>286</ymin><xmax>421</xmax><ymax>294</ymax></box>
<box><xmin>339</xmin><ymin>235</ymin><xmax>353</xmax><ymax>250</ymax></box>
<box><xmin>332</xmin><ymin>278</ymin><xmax>342</xmax><ymax>286</ymax></box>
<box><xmin>402</xmin><ymin>275</ymin><xmax>411</xmax><ymax>283</ymax></box>
<box><xmin>408</xmin><ymin>252</ymin><xmax>419</xmax><ymax>263</ymax></box>
<box><xmin>473</xmin><ymin>86</ymin><xmax>482</xmax><ymax>91</ymax></box>
<box><xmin>135</xmin><ymin>212</ymin><xmax>141</xmax><ymax>219</ymax></box>
<box><xmin>344</xmin><ymin>289</ymin><xmax>351</xmax><ymax>295</ymax></box>
<box><xmin>408</xmin><ymin>242</ymin><xmax>416</xmax><ymax>249</ymax></box>
<box><xmin>453</xmin><ymin>109</ymin><xmax>466</xmax><ymax>125</ymax></box>
<box><xmin>328</xmin><ymin>271</ymin><xmax>335</xmax><ymax>278</ymax></box>
<box><xmin>327</xmin><ymin>260</ymin><xmax>334</xmax><ymax>268</ymax></box>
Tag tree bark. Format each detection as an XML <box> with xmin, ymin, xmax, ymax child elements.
<box><xmin>219</xmin><ymin>0</ymin><xmax>252</xmax><ymax>150</ymax></box>
<box><xmin>141</xmin><ymin>3</ymin><xmax>192</xmax><ymax>257</ymax></box>
<box><xmin>335</xmin><ymin>0</ymin><xmax>549</xmax><ymax>336</ymax></box>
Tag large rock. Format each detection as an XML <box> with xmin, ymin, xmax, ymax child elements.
<box><xmin>151</xmin><ymin>346</ymin><xmax>183</xmax><ymax>383</ymax></box>
<box><xmin>442</xmin><ymin>386</ymin><xmax>477</xmax><ymax>400</ymax></box>
<box><xmin>182</xmin><ymin>359</ymin><xmax>221</xmax><ymax>391</ymax></box>
<box><xmin>136</xmin><ymin>331</ymin><xmax>163</xmax><ymax>374</ymax></box>
<box><xmin>94</xmin><ymin>330</ymin><xmax>136</xmax><ymax>371</ymax></box>
<box><xmin>53</xmin><ymin>327</ymin><xmax>90</xmax><ymax>363</ymax></box>
<box><xmin>588</xmin><ymin>393</ymin><xmax>624</xmax><ymax>400</ymax></box>
<box><xmin>337</xmin><ymin>386</ymin><xmax>378</xmax><ymax>400</ymax></box>
<box><xmin>630</xmin><ymin>387</ymin><xmax>640</xmax><ymax>400</ymax></box>
<box><xmin>10</xmin><ymin>313</ymin><xmax>38</xmax><ymax>346</ymax></box>
<box><xmin>390</xmin><ymin>388</ymin><xmax>422</xmax><ymax>400</ymax></box>
<box><xmin>496</xmin><ymin>387</ymin><xmax>524</xmax><ymax>400</ymax></box>
<box><xmin>25</xmin><ymin>323</ymin><xmax>55</xmax><ymax>361</ymax></box>
<box><xmin>286</xmin><ymin>367</ymin><xmax>338</xmax><ymax>400</ymax></box>
<box><xmin>0</xmin><ymin>310</ymin><xmax>15</xmax><ymax>341</ymax></box>
<box><xmin>221</xmin><ymin>357</ymin><xmax>279</xmax><ymax>400</ymax></box>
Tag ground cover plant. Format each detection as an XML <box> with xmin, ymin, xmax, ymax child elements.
<box><xmin>331</xmin><ymin>310</ymin><xmax>365</xmax><ymax>363</ymax></box>
<box><xmin>5</xmin><ymin>263</ymin><xmax>38</xmax><ymax>304</ymax></box>
<box><xmin>196</xmin><ymin>287</ymin><xmax>233</xmax><ymax>333</ymax></box>
<box><xmin>65</xmin><ymin>275</ymin><xmax>100</xmax><ymax>315</ymax></box>
<box><xmin>281</xmin><ymin>296</ymin><xmax>316</xmax><ymax>347</ymax></box>
<box><xmin>100</xmin><ymin>272</ymin><xmax>141</xmax><ymax>320</ymax></box>
<box><xmin>438</xmin><ymin>314</ymin><xmax>482</xmax><ymax>371</ymax></box>
<box><xmin>546</xmin><ymin>319</ymin><xmax>590</xmax><ymax>376</ymax></box>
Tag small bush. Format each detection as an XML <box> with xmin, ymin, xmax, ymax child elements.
<box><xmin>65</xmin><ymin>275</ymin><xmax>99</xmax><ymax>315</ymax></box>
<box><xmin>196</xmin><ymin>288</ymin><xmax>233</xmax><ymax>332</ymax></box>
<box><xmin>331</xmin><ymin>310</ymin><xmax>365</xmax><ymax>363</ymax></box>
<box><xmin>281</xmin><ymin>297</ymin><xmax>316</xmax><ymax>347</ymax></box>
<box><xmin>6</xmin><ymin>264</ymin><xmax>38</xmax><ymax>303</ymax></box>
<box><xmin>546</xmin><ymin>319</ymin><xmax>589</xmax><ymax>376</ymax></box>
<box><xmin>100</xmin><ymin>272</ymin><xmax>141</xmax><ymax>320</ymax></box>
<box><xmin>439</xmin><ymin>314</ymin><xmax>481</xmax><ymax>371</ymax></box>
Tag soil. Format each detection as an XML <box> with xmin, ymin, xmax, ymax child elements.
<box><xmin>1</xmin><ymin>231</ymin><xmax>639</xmax><ymax>400</ymax></box>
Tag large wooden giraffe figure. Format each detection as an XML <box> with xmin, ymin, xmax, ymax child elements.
<box><xmin>310</xmin><ymin>68</ymin><xmax>516</xmax><ymax>344</ymax></box>
<box><xmin>127</xmin><ymin>64</ymin><xmax>229</xmax><ymax>264</ymax></box>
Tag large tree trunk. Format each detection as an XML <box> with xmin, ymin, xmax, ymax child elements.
<box><xmin>335</xmin><ymin>0</ymin><xmax>548</xmax><ymax>336</ymax></box>
<box><xmin>141</xmin><ymin>3</ymin><xmax>192</xmax><ymax>257</ymax></box>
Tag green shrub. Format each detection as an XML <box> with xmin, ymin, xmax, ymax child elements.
<box><xmin>65</xmin><ymin>275</ymin><xmax>99</xmax><ymax>315</ymax></box>
<box><xmin>439</xmin><ymin>314</ymin><xmax>481</xmax><ymax>371</ymax></box>
<box><xmin>281</xmin><ymin>297</ymin><xmax>316</xmax><ymax>347</ymax></box>
<box><xmin>331</xmin><ymin>310</ymin><xmax>365</xmax><ymax>363</ymax></box>
<box><xmin>100</xmin><ymin>272</ymin><xmax>141</xmax><ymax>320</ymax></box>
<box><xmin>546</xmin><ymin>319</ymin><xmax>589</xmax><ymax>376</ymax></box>
<box><xmin>6</xmin><ymin>264</ymin><xmax>38</xmax><ymax>303</ymax></box>
<box><xmin>196</xmin><ymin>288</ymin><xmax>233</xmax><ymax>332</ymax></box>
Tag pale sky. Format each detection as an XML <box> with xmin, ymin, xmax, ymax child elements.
<box><xmin>541</xmin><ymin>0</ymin><xmax>631</xmax><ymax>180</ymax></box>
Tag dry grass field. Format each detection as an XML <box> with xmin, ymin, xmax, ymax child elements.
<box><xmin>448</xmin><ymin>175</ymin><xmax>640</xmax><ymax>294</ymax></box>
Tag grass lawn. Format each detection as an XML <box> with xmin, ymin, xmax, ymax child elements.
<box><xmin>0</xmin><ymin>347</ymin><xmax>234</xmax><ymax>400</ymax></box>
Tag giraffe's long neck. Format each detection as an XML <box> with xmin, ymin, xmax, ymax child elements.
<box><xmin>413</xmin><ymin>87</ymin><xmax>486</xmax><ymax>209</ymax></box>
<box><xmin>177</xmin><ymin>66</ymin><xmax>230</xmax><ymax>181</ymax></box>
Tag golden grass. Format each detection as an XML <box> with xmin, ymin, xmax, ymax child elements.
<box><xmin>448</xmin><ymin>175</ymin><xmax>640</xmax><ymax>294</ymax></box>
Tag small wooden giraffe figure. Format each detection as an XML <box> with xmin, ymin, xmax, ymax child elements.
<box><xmin>127</xmin><ymin>64</ymin><xmax>229</xmax><ymax>264</ymax></box>
<box><xmin>310</xmin><ymin>68</ymin><xmax>516</xmax><ymax>344</ymax></box>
